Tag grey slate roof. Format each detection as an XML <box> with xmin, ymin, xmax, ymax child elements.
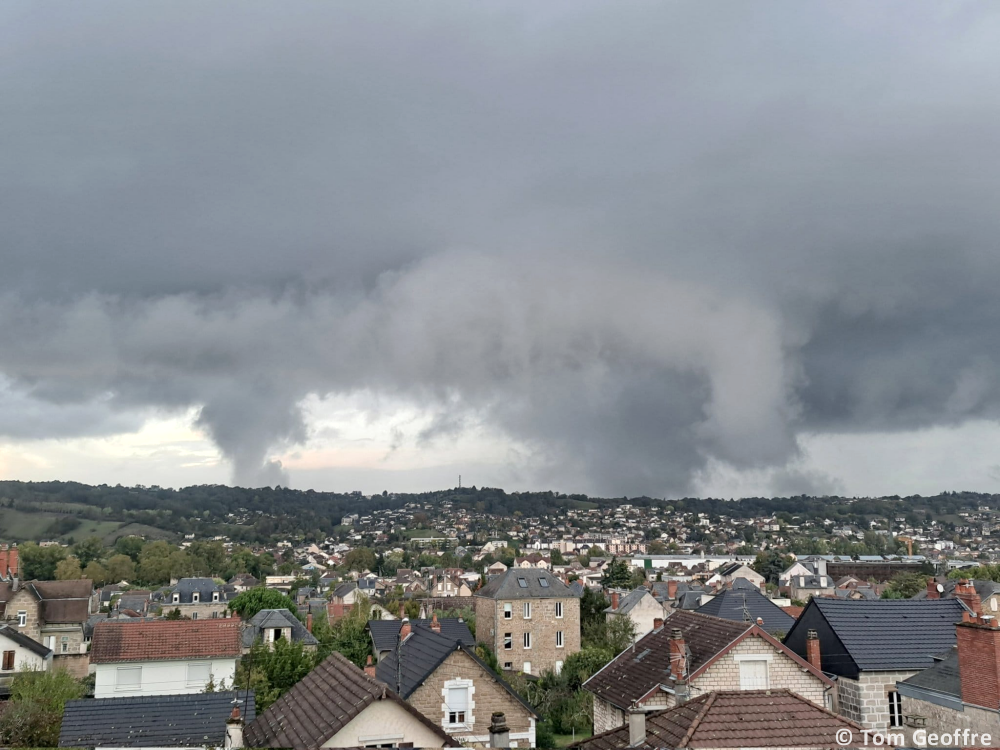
<box><xmin>332</xmin><ymin>581</ymin><xmax>357</xmax><ymax>598</ymax></box>
<box><xmin>243</xmin><ymin>608</ymin><xmax>319</xmax><ymax>648</ymax></box>
<box><xmin>59</xmin><ymin>691</ymin><xmax>255</xmax><ymax>747</ymax></box>
<box><xmin>674</xmin><ymin>590</ymin><xmax>707</xmax><ymax>610</ymax></box>
<box><xmin>695</xmin><ymin>589</ymin><xmax>795</xmax><ymax>635</ymax></box>
<box><xmin>475</xmin><ymin>568</ymin><xmax>576</xmax><ymax>599</ymax></box>
<box><xmin>787</xmin><ymin>597</ymin><xmax>966</xmax><ymax>672</ymax></box>
<box><xmin>368</xmin><ymin>618</ymin><xmax>474</xmax><ymax>654</ymax></box>
<box><xmin>0</xmin><ymin>622</ymin><xmax>52</xmax><ymax>658</ymax></box>
<box><xmin>604</xmin><ymin>587</ymin><xmax>652</xmax><ymax>614</ymax></box>
<box><xmin>898</xmin><ymin>647</ymin><xmax>960</xmax><ymax>699</ymax></box>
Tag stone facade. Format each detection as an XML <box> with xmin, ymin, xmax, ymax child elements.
<box><xmin>837</xmin><ymin>670</ymin><xmax>917</xmax><ymax>730</ymax></box>
<box><xmin>407</xmin><ymin>649</ymin><xmax>536</xmax><ymax>747</ymax></box>
<box><xmin>161</xmin><ymin>601</ymin><xmax>229</xmax><ymax>619</ymax></box>
<box><xmin>898</xmin><ymin>694</ymin><xmax>998</xmax><ymax>747</ymax></box>
<box><xmin>0</xmin><ymin>587</ymin><xmax>89</xmax><ymax>674</ymax></box>
<box><xmin>475</xmin><ymin>594</ymin><xmax>580</xmax><ymax>677</ymax></box>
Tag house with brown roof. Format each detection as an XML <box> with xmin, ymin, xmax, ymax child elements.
<box><xmin>90</xmin><ymin>618</ymin><xmax>242</xmax><ymax>698</ymax></box>
<box><xmin>584</xmin><ymin>610</ymin><xmax>833</xmax><ymax>734</ymax></box>
<box><xmin>567</xmin><ymin>690</ymin><xmax>867</xmax><ymax>750</ymax></box>
<box><xmin>245</xmin><ymin>651</ymin><xmax>460</xmax><ymax>749</ymax></box>
<box><xmin>0</xmin><ymin>578</ymin><xmax>94</xmax><ymax>677</ymax></box>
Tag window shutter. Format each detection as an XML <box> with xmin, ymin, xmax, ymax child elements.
<box><xmin>448</xmin><ymin>686</ymin><xmax>468</xmax><ymax>713</ymax></box>
<box><xmin>738</xmin><ymin>660</ymin><xmax>769</xmax><ymax>690</ymax></box>
<box><xmin>2</xmin><ymin>651</ymin><xmax>14</xmax><ymax>670</ymax></box>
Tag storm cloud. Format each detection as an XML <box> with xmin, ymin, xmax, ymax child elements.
<box><xmin>3</xmin><ymin>1</ymin><xmax>1000</xmax><ymax>494</ymax></box>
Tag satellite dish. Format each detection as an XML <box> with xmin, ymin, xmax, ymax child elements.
<box><xmin>936</xmin><ymin>584</ymin><xmax>945</xmax><ymax>593</ymax></box>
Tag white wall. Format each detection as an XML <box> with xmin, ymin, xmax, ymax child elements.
<box><xmin>322</xmin><ymin>699</ymin><xmax>451</xmax><ymax>749</ymax></box>
<box><xmin>94</xmin><ymin>657</ymin><xmax>238</xmax><ymax>699</ymax></box>
<box><xmin>0</xmin><ymin>633</ymin><xmax>50</xmax><ymax>676</ymax></box>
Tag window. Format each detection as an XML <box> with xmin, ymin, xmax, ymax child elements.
<box><xmin>2</xmin><ymin>651</ymin><xmax>14</xmax><ymax>671</ymax></box>
<box><xmin>523</xmin><ymin>632</ymin><xmax>532</xmax><ymax>649</ymax></box>
<box><xmin>191</xmin><ymin>612</ymin><xmax>198</xmax><ymax>620</ymax></box>
<box><xmin>447</xmin><ymin>686</ymin><xmax>469</xmax><ymax>725</ymax></box>
<box><xmin>115</xmin><ymin>666</ymin><xmax>141</xmax><ymax>691</ymax></box>
<box><xmin>523</xmin><ymin>661</ymin><xmax>531</xmax><ymax>674</ymax></box>
<box><xmin>517</xmin><ymin>577</ymin><xmax>528</xmax><ymax>588</ymax></box>
<box><xmin>738</xmin><ymin>659</ymin><xmax>769</xmax><ymax>690</ymax></box>
<box><xmin>539</xmin><ymin>578</ymin><xmax>549</xmax><ymax>588</ymax></box>
<box><xmin>213</xmin><ymin>591</ymin><xmax>220</xmax><ymax>602</ymax></box>
<box><xmin>187</xmin><ymin>662</ymin><xmax>211</xmax><ymax>686</ymax></box>
<box><xmin>555</xmin><ymin>602</ymin><xmax>563</xmax><ymax>618</ymax></box>
<box><xmin>172</xmin><ymin>593</ymin><xmax>180</xmax><ymax>604</ymax></box>
<box><xmin>888</xmin><ymin>691</ymin><xmax>902</xmax><ymax>727</ymax></box>
<box><xmin>555</xmin><ymin>660</ymin><xmax>563</xmax><ymax>675</ymax></box>
<box><xmin>61</xmin><ymin>636</ymin><xmax>69</xmax><ymax>654</ymax></box>
<box><xmin>523</xmin><ymin>602</ymin><xmax>532</xmax><ymax>619</ymax></box>
<box><xmin>16</xmin><ymin>611</ymin><xmax>26</xmax><ymax>627</ymax></box>
<box><xmin>504</xmin><ymin>633</ymin><xmax>512</xmax><ymax>650</ymax></box>
<box><xmin>503</xmin><ymin>603</ymin><xmax>512</xmax><ymax>619</ymax></box>
<box><xmin>503</xmin><ymin>662</ymin><xmax>513</xmax><ymax>670</ymax></box>
<box><xmin>192</xmin><ymin>592</ymin><xmax>200</xmax><ymax>603</ymax></box>
<box><xmin>556</xmin><ymin>631</ymin><xmax>564</xmax><ymax>648</ymax></box>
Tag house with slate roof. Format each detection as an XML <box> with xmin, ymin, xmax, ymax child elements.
<box><xmin>59</xmin><ymin>691</ymin><xmax>254</xmax><ymax>749</ymax></box>
<box><xmin>475</xmin><ymin>568</ymin><xmax>580</xmax><ymax>676</ymax></box>
<box><xmin>373</xmin><ymin>616</ymin><xmax>538</xmax><ymax>746</ymax></box>
<box><xmin>369</xmin><ymin>616</ymin><xmax>475</xmax><ymax>663</ymax></box>
<box><xmin>242</xmin><ymin>608</ymin><xmax>318</xmax><ymax>651</ymax></box>
<box><xmin>0</xmin><ymin>622</ymin><xmax>52</xmax><ymax>693</ymax></box>
<box><xmin>245</xmin><ymin>651</ymin><xmax>460</xmax><ymax>749</ymax></box>
<box><xmin>782</xmin><ymin>597</ymin><xmax>967</xmax><ymax>730</ymax></box>
<box><xmin>153</xmin><ymin>577</ymin><xmax>234</xmax><ymax>619</ymax></box>
<box><xmin>584</xmin><ymin>609</ymin><xmax>833</xmax><ymax>734</ymax></box>
<box><xmin>694</xmin><ymin>585</ymin><xmax>796</xmax><ymax>636</ymax></box>
<box><xmin>604</xmin><ymin>587</ymin><xmax>667</xmax><ymax>638</ymax></box>
<box><xmin>567</xmin><ymin>690</ymin><xmax>867</xmax><ymax>750</ymax></box>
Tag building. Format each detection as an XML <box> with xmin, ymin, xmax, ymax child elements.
<box><xmin>59</xmin><ymin>691</ymin><xmax>255</xmax><ymax>749</ymax></box>
<box><xmin>374</xmin><ymin>616</ymin><xmax>538</xmax><ymax>746</ymax></box>
<box><xmin>788</xmin><ymin>573</ymin><xmax>837</xmax><ymax>601</ymax></box>
<box><xmin>90</xmin><ymin>618</ymin><xmax>243</xmax><ymax>698</ymax></box>
<box><xmin>0</xmin><ymin>623</ymin><xmax>53</xmax><ymax>692</ymax></box>
<box><xmin>153</xmin><ymin>577</ymin><xmax>233</xmax><ymax>619</ymax></box>
<box><xmin>0</xmin><ymin>578</ymin><xmax>93</xmax><ymax>676</ymax></box>
<box><xmin>567</xmin><ymin>690</ymin><xmax>866</xmax><ymax>750</ymax></box>
<box><xmin>242</xmin><ymin>608</ymin><xmax>318</xmax><ymax>652</ymax></box>
<box><xmin>783</xmin><ymin>596</ymin><xmax>966</xmax><ymax>729</ymax></box>
<box><xmin>328</xmin><ymin>581</ymin><xmax>366</xmax><ymax>620</ymax></box>
<box><xmin>228</xmin><ymin>573</ymin><xmax>259</xmax><ymax>592</ymax></box>
<box><xmin>474</xmin><ymin>568</ymin><xmax>581</xmax><ymax>676</ymax></box>
<box><xmin>694</xmin><ymin>584</ymin><xmax>796</xmax><ymax>635</ymax></box>
<box><xmin>604</xmin><ymin>587</ymin><xmax>667</xmax><ymax>639</ymax></box>
<box><xmin>244</xmin><ymin>651</ymin><xmax>460</xmax><ymax>749</ymax></box>
<box><xmin>369</xmin><ymin>617</ymin><xmax>475</xmax><ymax>663</ymax></box>
<box><xmin>710</xmin><ymin>562</ymin><xmax>765</xmax><ymax>589</ymax></box>
<box><xmin>584</xmin><ymin>610</ymin><xmax>833</xmax><ymax>734</ymax></box>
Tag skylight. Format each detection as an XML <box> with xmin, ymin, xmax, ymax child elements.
<box><xmin>517</xmin><ymin>577</ymin><xmax>528</xmax><ymax>588</ymax></box>
<box><xmin>539</xmin><ymin>578</ymin><xmax>549</xmax><ymax>587</ymax></box>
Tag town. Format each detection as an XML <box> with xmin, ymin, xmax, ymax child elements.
<box><xmin>2</xmin><ymin>483</ymin><xmax>1000</xmax><ymax>748</ymax></box>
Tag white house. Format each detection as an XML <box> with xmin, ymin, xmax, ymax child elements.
<box><xmin>0</xmin><ymin>623</ymin><xmax>52</xmax><ymax>687</ymax></box>
<box><xmin>90</xmin><ymin>619</ymin><xmax>242</xmax><ymax>699</ymax></box>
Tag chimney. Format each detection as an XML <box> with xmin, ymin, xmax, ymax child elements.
<box><xmin>611</xmin><ymin>591</ymin><xmax>620</xmax><ymax>610</ymax></box>
<box><xmin>653</xmin><ymin>617</ymin><xmax>663</xmax><ymax>630</ymax></box>
<box><xmin>430</xmin><ymin>612</ymin><xmax>441</xmax><ymax>633</ymax></box>
<box><xmin>667</xmin><ymin>579</ymin><xmax>678</xmax><ymax>600</ymax></box>
<box><xmin>489</xmin><ymin>712</ymin><xmax>510</xmax><ymax>748</ymax></box>
<box><xmin>364</xmin><ymin>655</ymin><xmax>377</xmax><ymax>678</ymax></box>
<box><xmin>955</xmin><ymin>579</ymin><xmax>983</xmax><ymax>616</ymax></box>
<box><xmin>957</xmin><ymin>613</ymin><xmax>1000</xmax><ymax>709</ymax></box>
<box><xmin>668</xmin><ymin>628</ymin><xmax>687</xmax><ymax>684</ymax></box>
<box><xmin>628</xmin><ymin>707</ymin><xmax>646</xmax><ymax>748</ymax></box>
<box><xmin>224</xmin><ymin>705</ymin><xmax>244</xmax><ymax>749</ymax></box>
<box><xmin>399</xmin><ymin>617</ymin><xmax>411</xmax><ymax>640</ymax></box>
<box><xmin>756</xmin><ymin>617</ymin><xmax>764</xmax><ymax>627</ymax></box>
<box><xmin>399</xmin><ymin>603</ymin><xmax>405</xmax><ymax>619</ymax></box>
<box><xmin>927</xmin><ymin>577</ymin><xmax>940</xmax><ymax>600</ymax></box>
<box><xmin>306</xmin><ymin>613</ymin><xmax>313</xmax><ymax>633</ymax></box>
<box><xmin>806</xmin><ymin>629</ymin><xmax>822</xmax><ymax>671</ymax></box>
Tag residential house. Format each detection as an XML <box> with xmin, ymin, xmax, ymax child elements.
<box><xmin>0</xmin><ymin>623</ymin><xmax>53</xmax><ymax>692</ymax></box>
<box><xmin>369</xmin><ymin>617</ymin><xmax>475</xmax><ymax>663</ymax></box>
<box><xmin>567</xmin><ymin>690</ymin><xmax>866</xmax><ymax>750</ymax></box>
<box><xmin>432</xmin><ymin>574</ymin><xmax>473</xmax><ymax>598</ymax></box>
<box><xmin>583</xmin><ymin>610</ymin><xmax>833</xmax><ymax>734</ymax></box>
<box><xmin>228</xmin><ymin>573</ymin><xmax>259</xmax><ymax>592</ymax></box>
<box><xmin>788</xmin><ymin>573</ymin><xmax>837</xmax><ymax>601</ymax></box>
<box><xmin>154</xmin><ymin>577</ymin><xmax>233</xmax><ymax>619</ymax></box>
<box><xmin>242</xmin><ymin>608</ymin><xmax>318</xmax><ymax>652</ymax></box>
<box><xmin>475</xmin><ymin>568</ymin><xmax>581</xmax><ymax>676</ymax></box>
<box><xmin>329</xmin><ymin>581</ymin><xmax>367</xmax><ymax>620</ymax></box>
<box><xmin>709</xmin><ymin>562</ymin><xmax>765</xmax><ymax>590</ymax></box>
<box><xmin>0</xmin><ymin>578</ymin><xmax>93</xmax><ymax>676</ymax></box>
<box><xmin>90</xmin><ymin>618</ymin><xmax>242</xmax><ymax>698</ymax></box>
<box><xmin>486</xmin><ymin>561</ymin><xmax>508</xmax><ymax>577</ymax></box>
<box><xmin>244</xmin><ymin>651</ymin><xmax>460</xmax><ymax>749</ymax></box>
<box><xmin>374</xmin><ymin>616</ymin><xmax>538</xmax><ymax>746</ymax></box>
<box><xmin>514</xmin><ymin>553</ymin><xmax>551</xmax><ymax>570</ymax></box>
<box><xmin>59</xmin><ymin>691</ymin><xmax>255</xmax><ymax>749</ymax></box>
<box><xmin>914</xmin><ymin>576</ymin><xmax>1000</xmax><ymax>614</ymax></box>
<box><xmin>783</xmin><ymin>596</ymin><xmax>966</xmax><ymax>729</ymax></box>
<box><xmin>604</xmin><ymin>587</ymin><xmax>667</xmax><ymax>639</ymax></box>
<box><xmin>779</xmin><ymin>558</ymin><xmax>827</xmax><ymax>590</ymax></box>
<box><xmin>694</xmin><ymin>583</ymin><xmax>796</xmax><ymax>635</ymax></box>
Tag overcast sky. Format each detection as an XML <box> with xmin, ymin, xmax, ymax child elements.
<box><xmin>3</xmin><ymin>1</ymin><xmax>1000</xmax><ymax>498</ymax></box>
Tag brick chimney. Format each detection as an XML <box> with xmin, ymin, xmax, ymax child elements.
<box><xmin>306</xmin><ymin>613</ymin><xmax>313</xmax><ymax>633</ymax></box>
<box><xmin>806</xmin><ymin>629</ymin><xmax>821</xmax><ymax>671</ymax></box>
<box><xmin>927</xmin><ymin>577</ymin><xmax>940</xmax><ymax>600</ymax></box>
<box><xmin>610</xmin><ymin>591</ymin><xmax>620</xmax><ymax>610</ymax></box>
<box><xmin>957</xmin><ymin>611</ymin><xmax>1000</xmax><ymax>709</ymax></box>
<box><xmin>955</xmin><ymin>579</ymin><xmax>983</xmax><ymax>616</ymax></box>
<box><xmin>225</xmin><ymin>705</ymin><xmax>244</xmax><ymax>749</ymax></box>
<box><xmin>399</xmin><ymin>617</ymin><xmax>411</xmax><ymax>640</ymax></box>
<box><xmin>667</xmin><ymin>580</ymin><xmax>678</xmax><ymax>600</ymax></box>
<box><xmin>653</xmin><ymin>617</ymin><xmax>663</xmax><ymax>630</ymax></box>
<box><xmin>430</xmin><ymin>612</ymin><xmax>441</xmax><ymax>633</ymax></box>
<box><xmin>668</xmin><ymin>628</ymin><xmax>687</xmax><ymax>682</ymax></box>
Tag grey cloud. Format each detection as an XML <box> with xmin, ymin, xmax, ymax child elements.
<box><xmin>2</xmin><ymin>1</ymin><xmax>1000</xmax><ymax>493</ymax></box>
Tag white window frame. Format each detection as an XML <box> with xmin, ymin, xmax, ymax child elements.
<box><xmin>523</xmin><ymin>631</ymin><xmax>532</xmax><ymax>649</ymax></box>
<box><xmin>556</xmin><ymin>630</ymin><xmax>564</xmax><ymax>648</ymax></box>
<box><xmin>186</xmin><ymin>661</ymin><xmax>212</xmax><ymax>687</ymax></box>
<box><xmin>735</xmin><ymin>654</ymin><xmax>770</xmax><ymax>690</ymax></box>
<box><xmin>192</xmin><ymin>592</ymin><xmax>200</xmax><ymax>603</ymax></box>
<box><xmin>115</xmin><ymin>666</ymin><xmax>142</xmax><ymax>691</ymax></box>
<box><xmin>16</xmin><ymin>611</ymin><xmax>26</xmax><ymax>627</ymax></box>
<box><xmin>441</xmin><ymin>678</ymin><xmax>475</xmax><ymax>730</ymax></box>
<box><xmin>523</xmin><ymin>602</ymin><xmax>532</xmax><ymax>619</ymax></box>
<box><xmin>61</xmin><ymin>636</ymin><xmax>69</xmax><ymax>654</ymax></box>
<box><xmin>504</xmin><ymin>632</ymin><xmax>512</xmax><ymax>650</ymax></box>
<box><xmin>555</xmin><ymin>601</ymin><xmax>563</xmax><ymax>619</ymax></box>
<box><xmin>172</xmin><ymin>593</ymin><xmax>180</xmax><ymax>604</ymax></box>
<box><xmin>213</xmin><ymin>591</ymin><xmax>221</xmax><ymax>602</ymax></box>
<box><xmin>503</xmin><ymin>603</ymin><xmax>512</xmax><ymax>620</ymax></box>
<box><xmin>888</xmin><ymin>691</ymin><xmax>902</xmax><ymax>728</ymax></box>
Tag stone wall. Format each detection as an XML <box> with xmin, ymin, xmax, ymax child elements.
<box><xmin>3</xmin><ymin>589</ymin><xmax>41</xmax><ymax>641</ymax></box>
<box><xmin>899</xmin><ymin>694</ymin><xmax>998</xmax><ymax>746</ymax></box>
<box><xmin>837</xmin><ymin>670</ymin><xmax>917</xmax><ymax>730</ymax></box>
<box><xmin>475</xmin><ymin>596</ymin><xmax>580</xmax><ymax>676</ymax></box>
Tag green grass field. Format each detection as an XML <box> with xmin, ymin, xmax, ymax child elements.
<box><xmin>0</xmin><ymin>507</ymin><xmax>125</xmax><ymax>543</ymax></box>
<box><xmin>401</xmin><ymin>527</ymin><xmax>446</xmax><ymax>538</ymax></box>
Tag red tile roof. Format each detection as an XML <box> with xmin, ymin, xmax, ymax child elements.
<box><xmin>90</xmin><ymin>618</ymin><xmax>242</xmax><ymax>663</ymax></box>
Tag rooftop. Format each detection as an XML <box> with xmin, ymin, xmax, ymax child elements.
<box><xmin>90</xmin><ymin>618</ymin><xmax>243</xmax><ymax>664</ymax></box>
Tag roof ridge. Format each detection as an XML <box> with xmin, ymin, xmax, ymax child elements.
<box><xmin>678</xmin><ymin>691</ymin><xmax>717</xmax><ymax>747</ymax></box>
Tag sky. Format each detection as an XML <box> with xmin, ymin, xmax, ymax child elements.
<box><xmin>3</xmin><ymin>1</ymin><xmax>1000</xmax><ymax>498</ymax></box>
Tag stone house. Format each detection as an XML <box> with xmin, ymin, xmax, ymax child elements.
<box><xmin>432</xmin><ymin>575</ymin><xmax>473</xmax><ymax>598</ymax></box>
<box><xmin>709</xmin><ymin>562</ymin><xmax>765</xmax><ymax>590</ymax></box>
<box><xmin>369</xmin><ymin>617</ymin><xmax>475</xmax><ymax>663</ymax></box>
<box><xmin>584</xmin><ymin>609</ymin><xmax>833</xmax><ymax>734</ymax></box>
<box><xmin>153</xmin><ymin>577</ymin><xmax>233</xmax><ymax>619</ymax></box>
<box><xmin>374</xmin><ymin>616</ymin><xmax>538</xmax><ymax>747</ymax></box>
<box><xmin>783</xmin><ymin>595</ymin><xmax>966</xmax><ymax>730</ymax></box>
<box><xmin>0</xmin><ymin>578</ymin><xmax>94</xmax><ymax>677</ymax></box>
<box><xmin>241</xmin><ymin>608</ymin><xmax>318</xmax><ymax>652</ymax></box>
<box><xmin>514</xmin><ymin>553</ymin><xmax>551</xmax><ymax>570</ymax></box>
<box><xmin>475</xmin><ymin>568</ymin><xmax>580</xmax><ymax>677</ymax></box>
<box><xmin>604</xmin><ymin>587</ymin><xmax>667</xmax><ymax>639</ymax></box>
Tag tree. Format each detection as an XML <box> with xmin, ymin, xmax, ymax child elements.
<box><xmin>752</xmin><ymin>550</ymin><xmax>794</xmax><ymax>586</ymax></box>
<box><xmin>229</xmin><ymin>588</ymin><xmax>299</xmax><ymax>621</ymax></box>
<box><xmin>550</xmin><ymin>549</ymin><xmax>565</xmax><ymax>565</ymax></box>
<box><xmin>54</xmin><ymin>556</ymin><xmax>82</xmax><ymax>580</ymax></box>
<box><xmin>343</xmin><ymin>547</ymin><xmax>377</xmax><ymax>574</ymax></box>
<box><xmin>73</xmin><ymin>536</ymin><xmax>105</xmax><ymax>568</ymax></box>
<box><xmin>0</xmin><ymin>668</ymin><xmax>85</xmax><ymax>747</ymax></box>
<box><xmin>106</xmin><ymin>554</ymin><xmax>136</xmax><ymax>583</ymax></box>
<box><xmin>84</xmin><ymin>560</ymin><xmax>109</xmax><ymax>586</ymax></box>
<box><xmin>600</xmin><ymin>557</ymin><xmax>633</xmax><ymax>589</ymax></box>
<box><xmin>234</xmin><ymin>638</ymin><xmax>316</xmax><ymax>711</ymax></box>
<box><xmin>19</xmin><ymin>543</ymin><xmax>68</xmax><ymax>580</ymax></box>
<box><xmin>882</xmin><ymin>572</ymin><xmax>928</xmax><ymax>599</ymax></box>
<box><xmin>313</xmin><ymin>599</ymin><xmax>373</xmax><ymax>668</ymax></box>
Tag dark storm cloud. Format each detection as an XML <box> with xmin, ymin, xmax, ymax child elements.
<box><xmin>2</xmin><ymin>0</ymin><xmax>1000</xmax><ymax>492</ymax></box>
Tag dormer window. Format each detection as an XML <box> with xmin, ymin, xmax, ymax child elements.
<box><xmin>172</xmin><ymin>593</ymin><xmax>180</xmax><ymax>604</ymax></box>
<box><xmin>212</xmin><ymin>591</ymin><xmax>220</xmax><ymax>602</ymax></box>
<box><xmin>192</xmin><ymin>592</ymin><xmax>200</xmax><ymax>603</ymax></box>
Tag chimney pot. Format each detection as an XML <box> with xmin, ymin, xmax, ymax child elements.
<box><xmin>306</xmin><ymin>612</ymin><xmax>313</xmax><ymax>633</ymax></box>
<box><xmin>399</xmin><ymin>617</ymin><xmax>411</xmax><ymax>640</ymax></box>
<box><xmin>611</xmin><ymin>591</ymin><xmax>620</xmax><ymax>610</ymax></box>
<box><xmin>653</xmin><ymin>617</ymin><xmax>663</xmax><ymax>630</ymax></box>
<box><xmin>430</xmin><ymin>612</ymin><xmax>441</xmax><ymax>633</ymax></box>
<box><xmin>364</xmin><ymin>655</ymin><xmax>377</xmax><ymax>678</ymax></box>
<box><xmin>628</xmin><ymin>707</ymin><xmax>646</xmax><ymax>748</ymax></box>
<box><xmin>927</xmin><ymin>577</ymin><xmax>940</xmax><ymax>600</ymax></box>
<box><xmin>489</xmin><ymin>712</ymin><xmax>511</xmax><ymax>748</ymax></box>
